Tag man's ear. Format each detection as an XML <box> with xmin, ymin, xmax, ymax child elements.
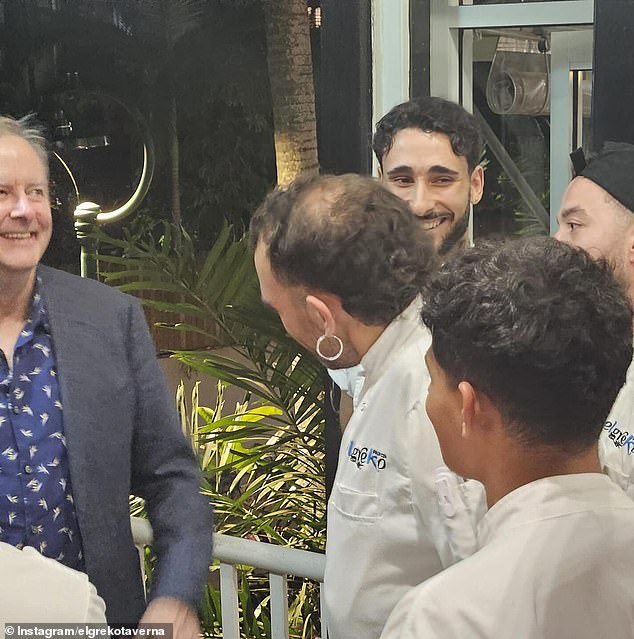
<box><xmin>470</xmin><ymin>165</ymin><xmax>484</xmax><ymax>205</ymax></box>
<box><xmin>457</xmin><ymin>381</ymin><xmax>478</xmax><ymax>438</ymax></box>
<box><xmin>305</xmin><ymin>294</ymin><xmax>336</xmax><ymax>334</ymax></box>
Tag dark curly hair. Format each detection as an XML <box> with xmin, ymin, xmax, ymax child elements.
<box><xmin>250</xmin><ymin>173</ymin><xmax>436</xmax><ymax>325</ymax></box>
<box><xmin>421</xmin><ymin>237</ymin><xmax>633</xmax><ymax>452</ymax></box>
<box><xmin>373</xmin><ymin>97</ymin><xmax>483</xmax><ymax>172</ymax></box>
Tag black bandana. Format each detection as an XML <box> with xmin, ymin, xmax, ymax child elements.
<box><xmin>571</xmin><ymin>142</ymin><xmax>634</xmax><ymax>213</ymax></box>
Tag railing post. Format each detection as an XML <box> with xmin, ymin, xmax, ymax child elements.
<box><xmin>269</xmin><ymin>573</ymin><xmax>289</xmax><ymax>639</ymax></box>
<box><xmin>320</xmin><ymin>583</ymin><xmax>329</xmax><ymax>639</ymax></box>
<box><xmin>219</xmin><ymin>562</ymin><xmax>240</xmax><ymax>639</ymax></box>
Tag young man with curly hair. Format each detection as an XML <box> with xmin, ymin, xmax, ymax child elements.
<box><xmin>382</xmin><ymin>237</ymin><xmax>634</xmax><ymax>639</ymax></box>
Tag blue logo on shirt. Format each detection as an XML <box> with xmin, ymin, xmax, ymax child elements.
<box><xmin>604</xmin><ymin>421</ymin><xmax>634</xmax><ymax>455</ymax></box>
<box><xmin>347</xmin><ymin>440</ymin><xmax>387</xmax><ymax>471</ymax></box>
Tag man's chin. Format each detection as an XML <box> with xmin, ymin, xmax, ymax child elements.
<box><xmin>438</xmin><ymin>232</ymin><xmax>469</xmax><ymax>257</ymax></box>
<box><xmin>437</xmin><ymin>207</ymin><xmax>471</xmax><ymax>256</ymax></box>
<box><xmin>325</xmin><ymin>358</ymin><xmax>361</xmax><ymax>371</ymax></box>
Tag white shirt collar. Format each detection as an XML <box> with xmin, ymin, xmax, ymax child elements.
<box><xmin>356</xmin><ymin>297</ymin><xmax>424</xmax><ymax>402</ymax></box>
<box><xmin>478</xmin><ymin>473</ymin><xmax>620</xmax><ymax>547</ymax></box>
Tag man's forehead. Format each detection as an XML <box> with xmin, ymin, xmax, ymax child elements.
<box><xmin>383</xmin><ymin>128</ymin><xmax>467</xmax><ymax>170</ymax></box>
<box><xmin>578</xmin><ymin>143</ymin><xmax>634</xmax><ymax>213</ymax></box>
<box><xmin>0</xmin><ymin>135</ymin><xmax>47</xmax><ymax>178</ymax></box>
<box><xmin>560</xmin><ymin>176</ymin><xmax>627</xmax><ymax>221</ymax></box>
<box><xmin>564</xmin><ymin>176</ymin><xmax>611</xmax><ymax>205</ymax></box>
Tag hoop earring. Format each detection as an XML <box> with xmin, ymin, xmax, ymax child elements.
<box><xmin>316</xmin><ymin>334</ymin><xmax>344</xmax><ymax>362</ymax></box>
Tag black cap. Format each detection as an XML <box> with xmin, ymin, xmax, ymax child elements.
<box><xmin>571</xmin><ymin>142</ymin><xmax>634</xmax><ymax>213</ymax></box>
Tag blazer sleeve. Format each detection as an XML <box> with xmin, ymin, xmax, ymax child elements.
<box><xmin>125</xmin><ymin>298</ymin><xmax>213</xmax><ymax>608</ymax></box>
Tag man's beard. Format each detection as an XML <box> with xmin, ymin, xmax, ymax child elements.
<box><xmin>437</xmin><ymin>202</ymin><xmax>470</xmax><ymax>257</ymax></box>
<box><xmin>606</xmin><ymin>252</ymin><xmax>631</xmax><ymax>296</ymax></box>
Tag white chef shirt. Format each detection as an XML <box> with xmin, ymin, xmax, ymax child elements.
<box><xmin>324</xmin><ymin>299</ymin><xmax>486</xmax><ymax>639</ymax></box>
<box><xmin>0</xmin><ymin>542</ymin><xmax>106</xmax><ymax>628</ymax></box>
<box><xmin>600</xmin><ymin>356</ymin><xmax>634</xmax><ymax>499</ymax></box>
<box><xmin>381</xmin><ymin>473</ymin><xmax>634</xmax><ymax>639</ymax></box>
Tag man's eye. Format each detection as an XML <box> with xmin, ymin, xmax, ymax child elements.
<box><xmin>568</xmin><ymin>222</ymin><xmax>579</xmax><ymax>232</ymax></box>
<box><xmin>433</xmin><ymin>177</ymin><xmax>454</xmax><ymax>185</ymax></box>
<box><xmin>391</xmin><ymin>177</ymin><xmax>413</xmax><ymax>185</ymax></box>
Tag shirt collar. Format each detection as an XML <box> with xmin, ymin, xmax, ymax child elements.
<box><xmin>357</xmin><ymin>296</ymin><xmax>428</xmax><ymax>402</ymax></box>
<box><xmin>23</xmin><ymin>275</ymin><xmax>50</xmax><ymax>335</ymax></box>
<box><xmin>477</xmin><ymin>473</ymin><xmax>625</xmax><ymax>547</ymax></box>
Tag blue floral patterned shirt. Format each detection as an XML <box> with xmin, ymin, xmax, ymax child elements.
<box><xmin>0</xmin><ymin>278</ymin><xmax>84</xmax><ymax>570</ymax></box>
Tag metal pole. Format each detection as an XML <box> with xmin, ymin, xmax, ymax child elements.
<box><xmin>74</xmin><ymin>201</ymin><xmax>101</xmax><ymax>280</ymax></box>
<box><xmin>54</xmin><ymin>92</ymin><xmax>155</xmax><ymax>279</ymax></box>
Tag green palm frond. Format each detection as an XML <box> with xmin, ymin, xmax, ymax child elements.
<box><xmin>96</xmin><ymin>223</ymin><xmax>324</xmax><ymax>404</ymax></box>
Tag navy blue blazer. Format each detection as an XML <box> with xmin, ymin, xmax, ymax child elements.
<box><xmin>38</xmin><ymin>265</ymin><xmax>213</xmax><ymax>624</ymax></box>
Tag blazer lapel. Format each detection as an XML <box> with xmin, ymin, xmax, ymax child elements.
<box><xmin>37</xmin><ymin>266</ymin><xmax>93</xmax><ymax>526</ymax></box>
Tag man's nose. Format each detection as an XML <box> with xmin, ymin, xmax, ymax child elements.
<box><xmin>553</xmin><ymin>226</ymin><xmax>563</xmax><ymax>242</ymax></box>
<box><xmin>10</xmin><ymin>192</ymin><xmax>35</xmax><ymax>219</ymax></box>
<box><xmin>408</xmin><ymin>183</ymin><xmax>433</xmax><ymax>216</ymax></box>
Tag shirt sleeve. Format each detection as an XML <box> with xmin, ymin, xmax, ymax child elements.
<box><xmin>84</xmin><ymin>581</ymin><xmax>107</xmax><ymax>622</ymax></box>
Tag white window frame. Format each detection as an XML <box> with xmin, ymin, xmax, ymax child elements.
<box><xmin>550</xmin><ymin>30</ymin><xmax>593</xmax><ymax>232</ymax></box>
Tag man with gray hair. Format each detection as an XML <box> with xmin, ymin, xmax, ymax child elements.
<box><xmin>0</xmin><ymin>114</ymin><xmax>212</xmax><ymax>631</ymax></box>
<box><xmin>250</xmin><ymin>173</ymin><xmax>484</xmax><ymax>639</ymax></box>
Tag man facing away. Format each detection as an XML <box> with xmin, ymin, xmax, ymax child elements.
<box><xmin>555</xmin><ymin>142</ymin><xmax>634</xmax><ymax>499</ymax></box>
<box><xmin>374</xmin><ymin>96</ymin><xmax>484</xmax><ymax>257</ymax></box>
<box><xmin>381</xmin><ymin>237</ymin><xmax>634</xmax><ymax>639</ymax></box>
<box><xmin>0</xmin><ymin>114</ymin><xmax>212</xmax><ymax>631</ymax></box>
<box><xmin>250</xmin><ymin>173</ymin><xmax>485</xmax><ymax>639</ymax></box>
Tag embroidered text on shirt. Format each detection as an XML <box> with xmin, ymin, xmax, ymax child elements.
<box><xmin>347</xmin><ymin>440</ymin><xmax>387</xmax><ymax>471</ymax></box>
<box><xmin>604</xmin><ymin>420</ymin><xmax>634</xmax><ymax>455</ymax></box>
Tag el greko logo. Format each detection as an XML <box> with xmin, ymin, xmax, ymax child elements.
<box><xmin>347</xmin><ymin>440</ymin><xmax>388</xmax><ymax>471</ymax></box>
<box><xmin>604</xmin><ymin>420</ymin><xmax>634</xmax><ymax>455</ymax></box>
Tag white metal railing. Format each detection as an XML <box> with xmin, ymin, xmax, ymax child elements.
<box><xmin>131</xmin><ymin>517</ymin><xmax>327</xmax><ymax>639</ymax></box>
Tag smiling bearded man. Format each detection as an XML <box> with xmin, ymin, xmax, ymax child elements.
<box><xmin>373</xmin><ymin>97</ymin><xmax>484</xmax><ymax>258</ymax></box>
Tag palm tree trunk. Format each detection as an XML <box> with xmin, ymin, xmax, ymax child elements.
<box><xmin>263</xmin><ymin>0</ymin><xmax>319</xmax><ymax>186</ymax></box>
<box><xmin>168</xmin><ymin>91</ymin><xmax>182</xmax><ymax>226</ymax></box>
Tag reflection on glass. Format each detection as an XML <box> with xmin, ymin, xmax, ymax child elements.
<box><xmin>486</xmin><ymin>36</ymin><xmax>550</xmax><ymax>116</ymax></box>
<box><xmin>468</xmin><ymin>25</ymin><xmax>592</xmax><ymax>240</ymax></box>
